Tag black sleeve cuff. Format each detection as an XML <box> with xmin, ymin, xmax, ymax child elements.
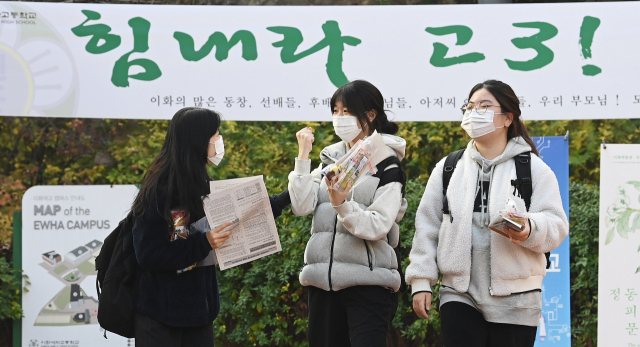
<box><xmin>269</xmin><ymin>189</ymin><xmax>291</xmax><ymax>219</ymax></box>
<box><xmin>411</xmin><ymin>290</ymin><xmax>432</xmax><ymax>297</ymax></box>
<box><xmin>274</xmin><ymin>189</ymin><xmax>291</xmax><ymax>209</ymax></box>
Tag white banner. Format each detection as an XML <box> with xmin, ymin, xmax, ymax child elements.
<box><xmin>21</xmin><ymin>185</ymin><xmax>138</xmax><ymax>347</ymax></box>
<box><xmin>598</xmin><ymin>144</ymin><xmax>640</xmax><ymax>346</ymax></box>
<box><xmin>1</xmin><ymin>1</ymin><xmax>640</xmax><ymax>121</ymax></box>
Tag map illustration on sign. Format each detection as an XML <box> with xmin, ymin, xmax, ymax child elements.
<box><xmin>34</xmin><ymin>239</ymin><xmax>102</xmax><ymax>326</ymax></box>
<box><xmin>539</xmin><ymin>284</ymin><xmax>570</xmax><ymax>342</ymax></box>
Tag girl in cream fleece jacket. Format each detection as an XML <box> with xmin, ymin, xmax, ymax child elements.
<box><xmin>406</xmin><ymin>80</ymin><xmax>569</xmax><ymax>347</ymax></box>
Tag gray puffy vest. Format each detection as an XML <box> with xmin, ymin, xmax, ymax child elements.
<box><xmin>298</xmin><ymin>144</ymin><xmax>406</xmax><ymax>292</ymax></box>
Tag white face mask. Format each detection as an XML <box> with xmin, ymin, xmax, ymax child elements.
<box><xmin>461</xmin><ymin>109</ymin><xmax>505</xmax><ymax>138</ymax></box>
<box><xmin>208</xmin><ymin>135</ymin><xmax>225</xmax><ymax>166</ymax></box>
<box><xmin>333</xmin><ymin>115</ymin><xmax>362</xmax><ymax>143</ymax></box>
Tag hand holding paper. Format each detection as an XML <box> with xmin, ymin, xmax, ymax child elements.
<box><xmin>206</xmin><ymin>220</ymin><xmax>233</xmax><ymax>250</ymax></box>
<box><xmin>203</xmin><ymin>176</ymin><xmax>282</xmax><ymax>270</ymax></box>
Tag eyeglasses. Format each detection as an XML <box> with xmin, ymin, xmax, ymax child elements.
<box><xmin>460</xmin><ymin>102</ymin><xmax>501</xmax><ymax>115</ymax></box>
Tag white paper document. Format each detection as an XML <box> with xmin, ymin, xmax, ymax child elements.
<box><xmin>202</xmin><ymin>175</ymin><xmax>281</xmax><ymax>270</ymax></box>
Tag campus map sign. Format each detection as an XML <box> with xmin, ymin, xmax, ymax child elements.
<box><xmin>1</xmin><ymin>1</ymin><xmax>640</xmax><ymax>121</ymax></box>
<box><xmin>21</xmin><ymin>185</ymin><xmax>138</xmax><ymax>347</ymax></box>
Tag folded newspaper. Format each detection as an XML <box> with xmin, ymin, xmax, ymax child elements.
<box><xmin>200</xmin><ymin>175</ymin><xmax>281</xmax><ymax>270</ymax></box>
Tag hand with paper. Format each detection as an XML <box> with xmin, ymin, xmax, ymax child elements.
<box><xmin>202</xmin><ymin>176</ymin><xmax>282</xmax><ymax>270</ymax></box>
<box><xmin>205</xmin><ymin>221</ymin><xmax>233</xmax><ymax>249</ymax></box>
<box><xmin>489</xmin><ymin>198</ymin><xmax>531</xmax><ymax>244</ymax></box>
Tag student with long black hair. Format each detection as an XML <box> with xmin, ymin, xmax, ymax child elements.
<box><xmin>289</xmin><ymin>80</ymin><xmax>407</xmax><ymax>347</ymax></box>
<box><xmin>405</xmin><ymin>80</ymin><xmax>569</xmax><ymax>347</ymax></box>
<box><xmin>131</xmin><ymin>107</ymin><xmax>289</xmax><ymax>347</ymax></box>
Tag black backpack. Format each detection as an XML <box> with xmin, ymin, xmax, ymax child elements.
<box><xmin>95</xmin><ymin>212</ymin><xmax>140</xmax><ymax>338</ymax></box>
<box><xmin>441</xmin><ymin>149</ymin><xmax>551</xmax><ymax>269</ymax></box>
<box><xmin>373</xmin><ymin>156</ymin><xmax>408</xmax><ymax>292</ymax></box>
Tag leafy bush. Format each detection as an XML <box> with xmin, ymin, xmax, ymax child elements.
<box><xmin>0</xmin><ymin>257</ymin><xmax>23</xmax><ymax>320</ymax></box>
<box><xmin>569</xmin><ymin>182</ymin><xmax>599</xmax><ymax>347</ymax></box>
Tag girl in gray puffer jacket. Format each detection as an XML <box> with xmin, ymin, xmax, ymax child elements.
<box><xmin>288</xmin><ymin>80</ymin><xmax>407</xmax><ymax>347</ymax></box>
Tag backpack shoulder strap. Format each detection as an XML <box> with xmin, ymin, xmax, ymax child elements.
<box><xmin>512</xmin><ymin>152</ymin><xmax>532</xmax><ymax>210</ymax></box>
<box><xmin>373</xmin><ymin>156</ymin><xmax>406</xmax><ymax>197</ymax></box>
<box><xmin>373</xmin><ymin>155</ymin><xmax>408</xmax><ymax>293</ymax></box>
<box><xmin>442</xmin><ymin>149</ymin><xmax>466</xmax><ymax>217</ymax></box>
<box><xmin>511</xmin><ymin>152</ymin><xmax>551</xmax><ymax>268</ymax></box>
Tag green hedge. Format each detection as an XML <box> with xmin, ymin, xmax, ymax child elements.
<box><xmin>0</xmin><ymin>117</ymin><xmax>628</xmax><ymax>346</ymax></box>
<box><xmin>568</xmin><ymin>182</ymin><xmax>599</xmax><ymax>347</ymax></box>
<box><xmin>4</xmin><ymin>118</ymin><xmax>640</xmax><ymax>188</ymax></box>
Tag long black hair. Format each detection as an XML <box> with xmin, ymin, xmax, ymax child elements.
<box><xmin>131</xmin><ymin>107</ymin><xmax>222</xmax><ymax>227</ymax></box>
<box><xmin>330</xmin><ymin>80</ymin><xmax>399</xmax><ymax>135</ymax></box>
<box><xmin>468</xmin><ymin>80</ymin><xmax>539</xmax><ymax>156</ymax></box>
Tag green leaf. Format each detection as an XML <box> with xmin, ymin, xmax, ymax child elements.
<box><xmin>628</xmin><ymin>181</ymin><xmax>640</xmax><ymax>191</ymax></box>
<box><xmin>616</xmin><ymin>209</ymin><xmax>633</xmax><ymax>239</ymax></box>
<box><xmin>605</xmin><ymin>226</ymin><xmax>616</xmax><ymax>245</ymax></box>
<box><xmin>633</xmin><ymin>213</ymin><xmax>640</xmax><ymax>232</ymax></box>
<box><xmin>637</xmin><ymin>266</ymin><xmax>640</xmax><ymax>274</ymax></box>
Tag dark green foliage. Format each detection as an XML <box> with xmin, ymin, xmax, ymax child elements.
<box><xmin>214</xmin><ymin>177</ymin><xmax>310</xmax><ymax>346</ymax></box>
<box><xmin>0</xmin><ymin>257</ymin><xmax>24</xmax><ymax>320</ymax></box>
<box><xmin>568</xmin><ymin>182</ymin><xmax>599</xmax><ymax>347</ymax></box>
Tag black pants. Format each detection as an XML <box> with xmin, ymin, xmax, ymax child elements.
<box><xmin>440</xmin><ymin>302</ymin><xmax>537</xmax><ymax>347</ymax></box>
<box><xmin>308</xmin><ymin>285</ymin><xmax>398</xmax><ymax>347</ymax></box>
<box><xmin>135</xmin><ymin>311</ymin><xmax>214</xmax><ymax>347</ymax></box>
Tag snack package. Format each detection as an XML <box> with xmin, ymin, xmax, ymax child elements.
<box><xmin>488</xmin><ymin>198</ymin><xmax>529</xmax><ymax>238</ymax></box>
<box><xmin>171</xmin><ymin>210</ymin><xmax>190</xmax><ymax>241</ymax></box>
<box><xmin>323</xmin><ymin>135</ymin><xmax>379</xmax><ymax>192</ymax></box>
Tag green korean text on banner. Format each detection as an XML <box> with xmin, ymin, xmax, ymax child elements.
<box><xmin>1</xmin><ymin>1</ymin><xmax>640</xmax><ymax>121</ymax></box>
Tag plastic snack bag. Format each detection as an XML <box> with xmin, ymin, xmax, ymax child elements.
<box><xmin>323</xmin><ymin>135</ymin><xmax>380</xmax><ymax>192</ymax></box>
<box><xmin>488</xmin><ymin>198</ymin><xmax>529</xmax><ymax>238</ymax></box>
<box><xmin>171</xmin><ymin>210</ymin><xmax>190</xmax><ymax>241</ymax></box>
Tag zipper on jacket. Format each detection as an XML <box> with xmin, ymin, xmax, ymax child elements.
<box><xmin>328</xmin><ymin>216</ymin><xmax>338</xmax><ymax>291</ymax></box>
<box><xmin>363</xmin><ymin>240</ymin><xmax>373</xmax><ymax>271</ymax></box>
